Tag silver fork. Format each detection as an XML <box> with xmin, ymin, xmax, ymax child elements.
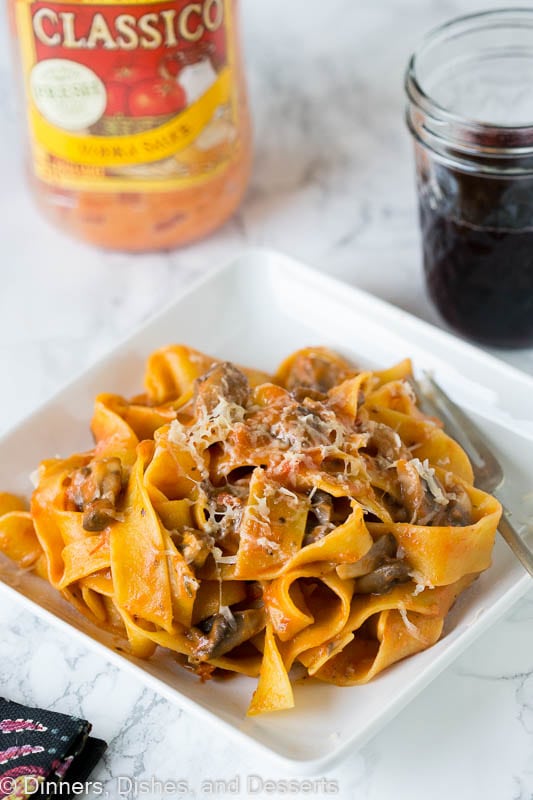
<box><xmin>414</xmin><ymin>373</ymin><xmax>533</xmax><ymax>578</ymax></box>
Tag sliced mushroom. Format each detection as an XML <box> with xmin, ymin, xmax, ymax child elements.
<box><xmin>291</xmin><ymin>386</ymin><xmax>328</xmax><ymax>403</ymax></box>
<box><xmin>67</xmin><ymin>457</ymin><xmax>124</xmax><ymax>532</ymax></box>
<box><xmin>82</xmin><ymin>501</ymin><xmax>120</xmax><ymax>532</ymax></box>
<box><xmin>212</xmin><ymin>491</ymin><xmax>245</xmax><ymax>542</ymax></box>
<box><xmin>303</xmin><ymin>523</ymin><xmax>335</xmax><ymax>547</ymax></box>
<box><xmin>302</xmin><ymin>490</ymin><xmax>335</xmax><ymax>546</ymax></box>
<box><xmin>194</xmin><ymin>362</ymin><xmax>250</xmax><ymax>415</ymax></box>
<box><xmin>192</xmin><ymin>608</ymin><xmax>266</xmax><ymax>661</ymax></box>
<box><xmin>433</xmin><ymin>482</ymin><xmax>472</xmax><ymax>527</ymax></box>
<box><xmin>396</xmin><ymin>458</ymin><xmax>448</xmax><ymax>526</ymax></box>
<box><xmin>311</xmin><ymin>490</ymin><xmax>333</xmax><ymax>526</ymax></box>
<box><xmin>336</xmin><ymin>533</ymin><xmax>411</xmax><ymax>594</ymax></box>
<box><xmin>284</xmin><ymin>351</ymin><xmax>353</xmax><ymax>395</ymax></box>
<box><xmin>336</xmin><ymin>533</ymin><xmax>397</xmax><ymax>580</ymax></box>
<box><xmin>448</xmin><ymin>484</ymin><xmax>472</xmax><ymax>526</ymax></box>
<box><xmin>355</xmin><ymin>560</ymin><xmax>412</xmax><ymax>594</ymax></box>
<box><xmin>173</xmin><ymin>528</ymin><xmax>214</xmax><ymax>568</ymax></box>
<box><xmin>362</xmin><ymin>421</ymin><xmax>411</xmax><ymax>463</ymax></box>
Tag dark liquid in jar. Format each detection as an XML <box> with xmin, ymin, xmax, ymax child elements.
<box><xmin>419</xmin><ymin>166</ymin><xmax>533</xmax><ymax>348</ymax></box>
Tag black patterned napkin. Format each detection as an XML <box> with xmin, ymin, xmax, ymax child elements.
<box><xmin>0</xmin><ymin>698</ymin><xmax>106</xmax><ymax>799</ymax></box>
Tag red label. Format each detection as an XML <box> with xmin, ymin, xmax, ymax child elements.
<box><xmin>31</xmin><ymin>0</ymin><xmax>227</xmax><ymax>118</ymax></box>
<box><xmin>17</xmin><ymin>0</ymin><xmax>240</xmax><ymax>188</ymax></box>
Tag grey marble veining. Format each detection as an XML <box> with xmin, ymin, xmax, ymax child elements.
<box><xmin>1</xmin><ymin>1</ymin><xmax>533</xmax><ymax>798</ymax></box>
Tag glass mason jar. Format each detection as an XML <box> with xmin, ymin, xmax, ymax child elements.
<box><xmin>10</xmin><ymin>0</ymin><xmax>251</xmax><ymax>251</ymax></box>
<box><xmin>406</xmin><ymin>9</ymin><xmax>533</xmax><ymax>348</ymax></box>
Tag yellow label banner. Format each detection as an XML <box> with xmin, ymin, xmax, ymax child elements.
<box><xmin>30</xmin><ymin>67</ymin><xmax>232</xmax><ymax>168</ymax></box>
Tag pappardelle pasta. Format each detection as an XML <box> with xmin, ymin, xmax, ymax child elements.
<box><xmin>0</xmin><ymin>346</ymin><xmax>501</xmax><ymax>714</ymax></box>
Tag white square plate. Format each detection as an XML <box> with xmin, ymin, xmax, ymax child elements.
<box><xmin>1</xmin><ymin>249</ymin><xmax>532</xmax><ymax>772</ymax></box>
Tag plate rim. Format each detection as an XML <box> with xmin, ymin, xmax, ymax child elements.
<box><xmin>1</xmin><ymin>247</ymin><xmax>531</xmax><ymax>772</ymax></box>
<box><xmin>3</xmin><ymin>246</ymin><xmax>533</xmax><ymax>444</ymax></box>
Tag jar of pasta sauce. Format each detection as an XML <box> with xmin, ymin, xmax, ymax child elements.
<box><xmin>406</xmin><ymin>10</ymin><xmax>533</xmax><ymax>348</ymax></box>
<box><xmin>10</xmin><ymin>0</ymin><xmax>251</xmax><ymax>250</ymax></box>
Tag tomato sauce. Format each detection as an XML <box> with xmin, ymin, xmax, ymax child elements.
<box><xmin>12</xmin><ymin>0</ymin><xmax>251</xmax><ymax>251</ymax></box>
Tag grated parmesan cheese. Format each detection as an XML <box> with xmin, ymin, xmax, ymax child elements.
<box><xmin>271</xmin><ymin>404</ymin><xmax>348</xmax><ymax>453</ymax></box>
<box><xmin>168</xmin><ymin>392</ymin><xmax>247</xmax><ymax>481</ymax></box>
<box><xmin>256</xmin><ymin>536</ymin><xmax>280</xmax><ymax>552</ymax></box>
<box><xmin>411</xmin><ymin>458</ymin><xmax>449</xmax><ymax>506</ymax></box>
<box><xmin>409</xmin><ymin>570</ymin><xmax>434</xmax><ymax>596</ymax></box>
<box><xmin>278</xmin><ymin>486</ymin><xmax>300</xmax><ymax>505</ymax></box>
<box><xmin>398</xmin><ymin>605</ymin><xmax>431</xmax><ymax>645</ymax></box>
<box><xmin>168</xmin><ymin>419</ymin><xmax>207</xmax><ymax>479</ymax></box>
<box><xmin>220</xmin><ymin>604</ymin><xmax>237</xmax><ymax>628</ymax></box>
<box><xmin>250</xmin><ymin>493</ymin><xmax>270</xmax><ymax>523</ymax></box>
<box><xmin>212</xmin><ymin>547</ymin><xmax>238</xmax><ymax>565</ymax></box>
<box><xmin>207</xmin><ymin>395</ymin><xmax>245</xmax><ymax>426</ymax></box>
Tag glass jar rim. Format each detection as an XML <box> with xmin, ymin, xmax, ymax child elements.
<box><xmin>406</xmin><ymin>7</ymin><xmax>533</xmax><ymax>133</ymax></box>
<box><xmin>405</xmin><ymin>8</ymin><xmax>533</xmax><ymax>173</ymax></box>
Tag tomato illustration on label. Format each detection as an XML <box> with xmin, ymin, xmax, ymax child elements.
<box><xmin>108</xmin><ymin>64</ymin><xmax>156</xmax><ymax>86</ymax></box>
<box><xmin>12</xmin><ymin>0</ymin><xmax>252</xmax><ymax>251</ymax></box>
<box><xmin>129</xmin><ymin>78</ymin><xmax>187</xmax><ymax>116</ymax></box>
<box><xmin>16</xmin><ymin>0</ymin><xmax>242</xmax><ymax>187</ymax></box>
<box><xmin>105</xmin><ymin>81</ymin><xmax>128</xmax><ymax>115</ymax></box>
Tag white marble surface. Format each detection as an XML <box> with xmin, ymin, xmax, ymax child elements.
<box><xmin>1</xmin><ymin>0</ymin><xmax>533</xmax><ymax>798</ymax></box>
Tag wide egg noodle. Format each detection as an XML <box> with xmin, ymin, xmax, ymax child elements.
<box><xmin>144</xmin><ymin>344</ymin><xmax>271</xmax><ymax>406</ymax></box>
<box><xmin>110</xmin><ymin>440</ymin><xmax>176</xmax><ymax>634</ymax></box>
<box><xmin>0</xmin><ymin>504</ymin><xmax>48</xmax><ymax>579</ymax></box>
<box><xmin>31</xmin><ymin>454</ymin><xmax>94</xmax><ymax>586</ymax></box>
<box><xmin>247</xmin><ymin>623</ymin><xmax>294</xmax><ymax>715</ymax></box>
<box><xmin>366</xmin><ymin>478</ymin><xmax>500</xmax><ymax>586</ymax></box>
<box><xmin>233</xmin><ymin>468</ymin><xmax>310</xmax><ymax>579</ymax></box>
<box><xmin>312</xmin><ymin>574</ymin><xmax>475</xmax><ymax>685</ymax></box>
<box><xmin>276</xmin><ymin>570</ymin><xmax>355</xmax><ymax>673</ymax></box>
<box><xmin>0</xmin><ymin>345</ymin><xmax>502</xmax><ymax>715</ymax></box>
